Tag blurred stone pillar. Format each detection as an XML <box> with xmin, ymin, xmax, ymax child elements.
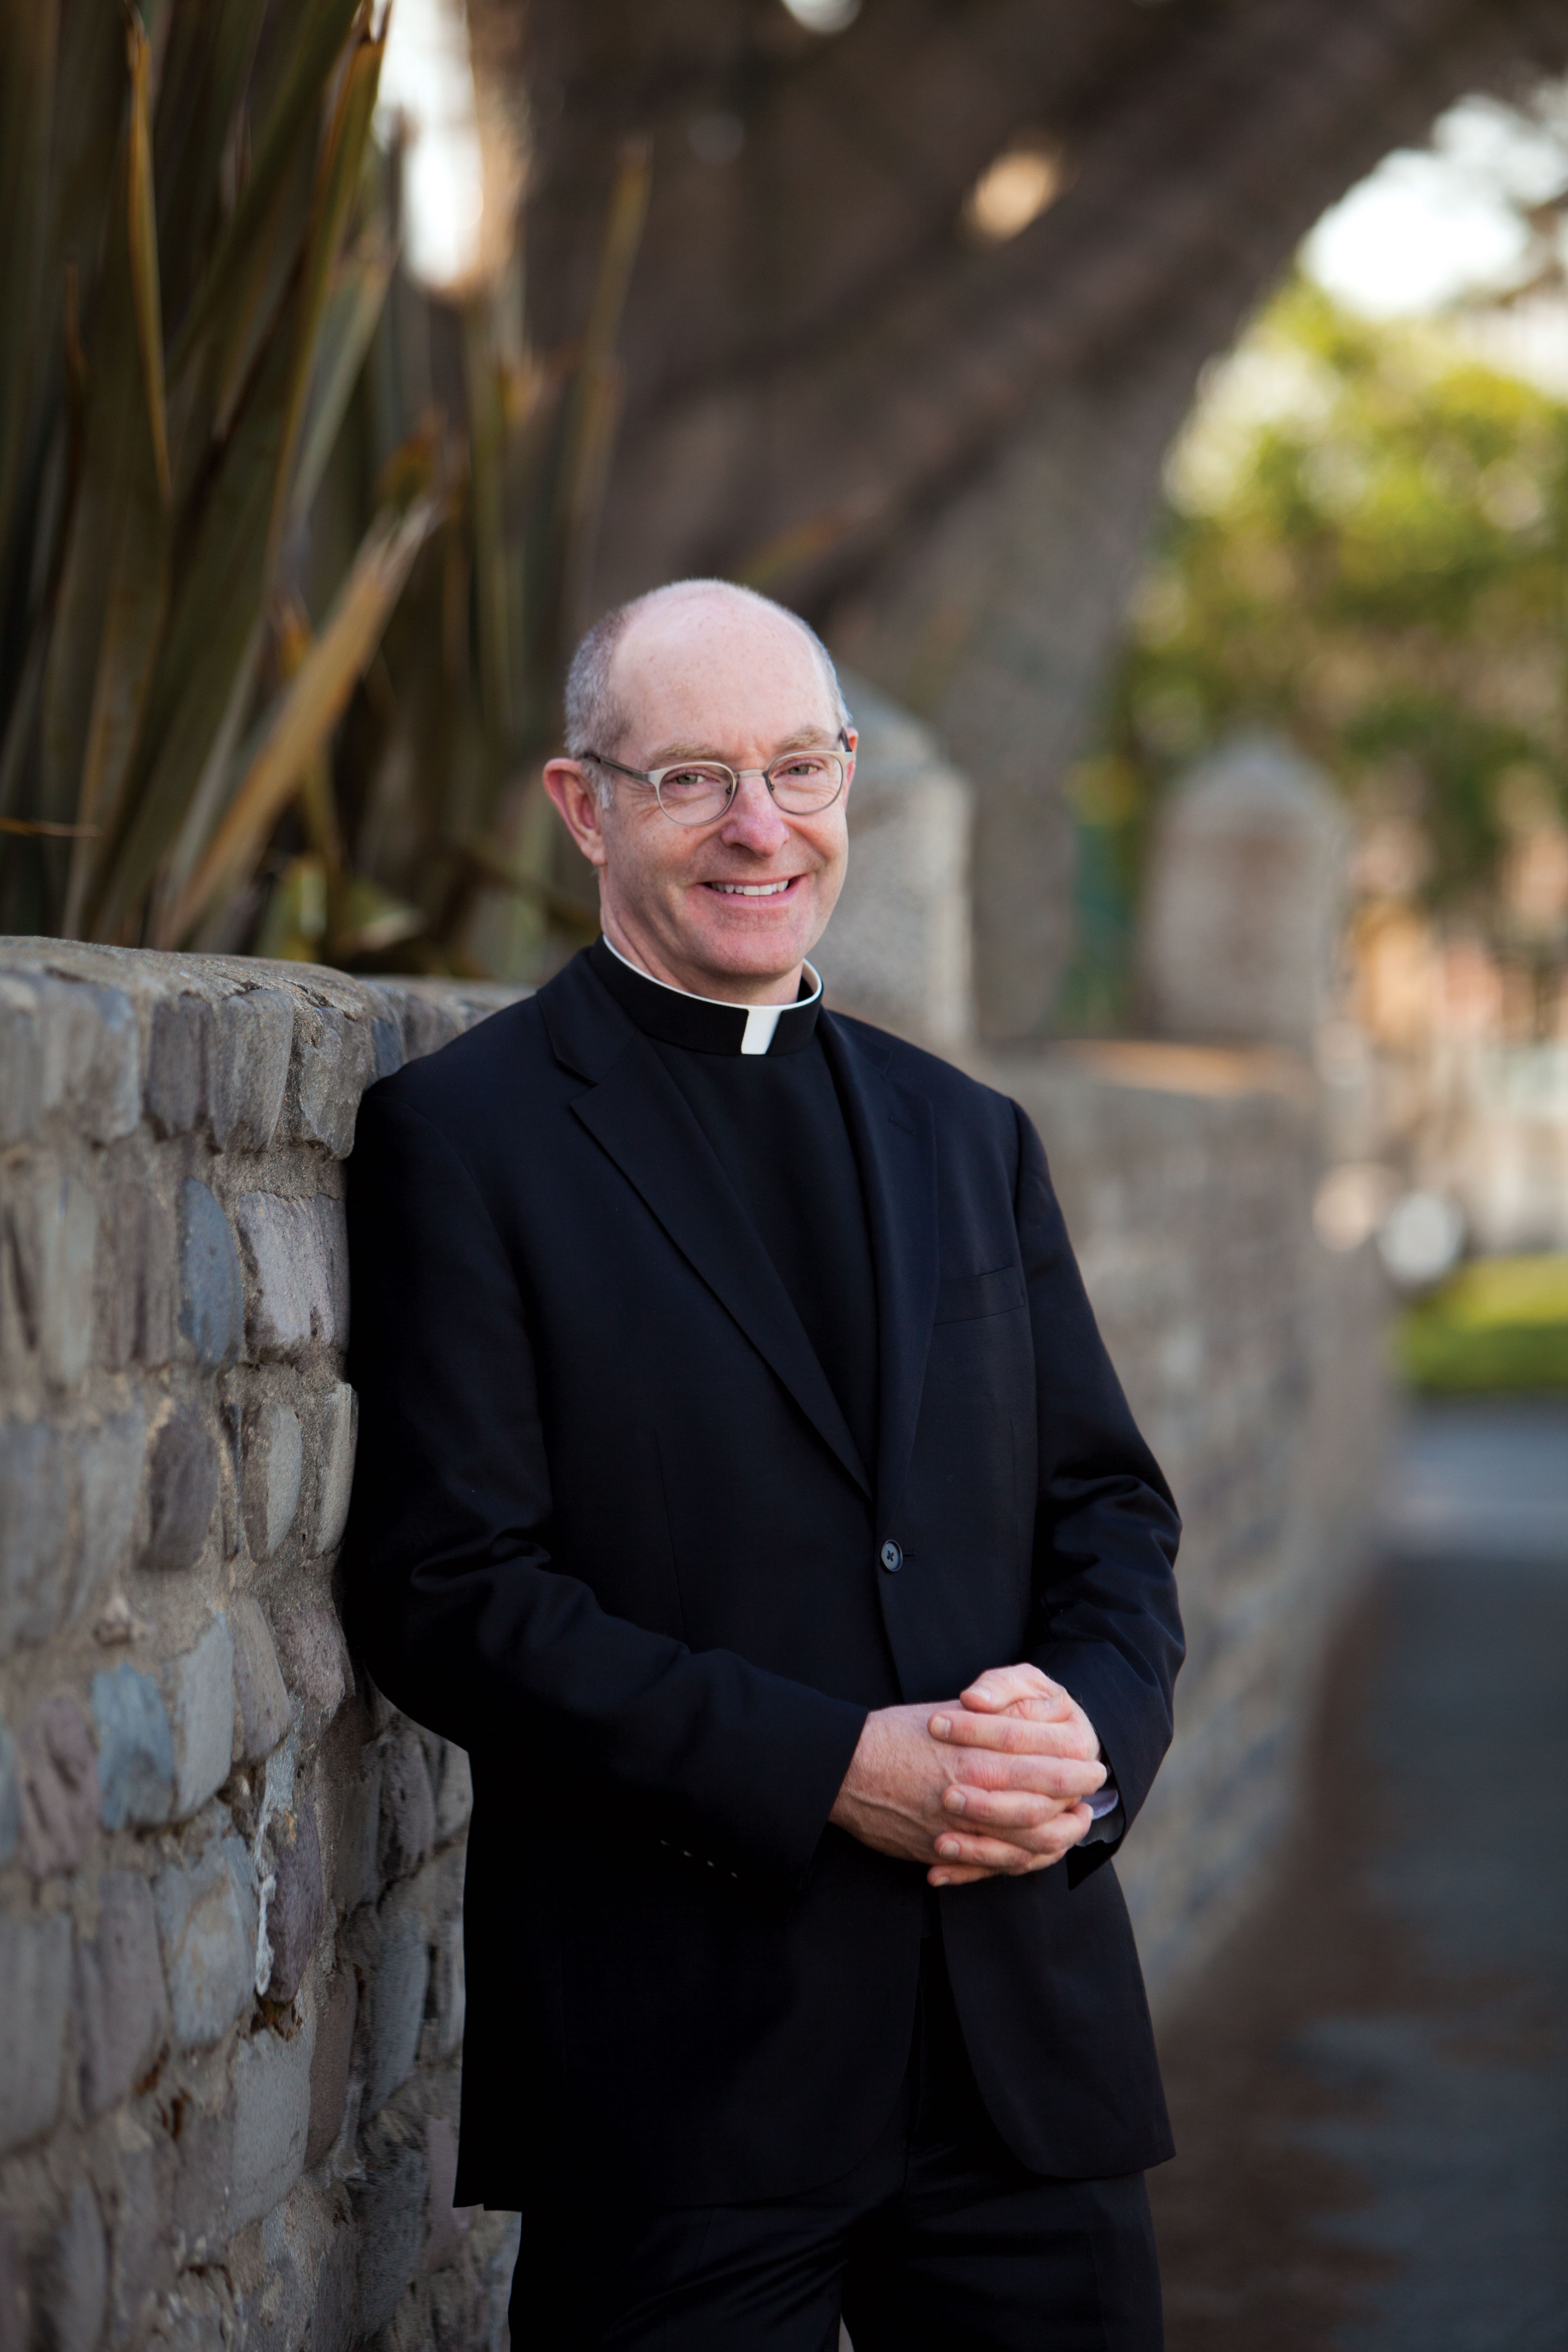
<box><xmin>1138</xmin><ymin>732</ymin><xmax>1351</xmax><ymax>1052</ymax></box>
<box><xmin>816</xmin><ymin>673</ymin><xmax>974</xmax><ymax>1049</ymax></box>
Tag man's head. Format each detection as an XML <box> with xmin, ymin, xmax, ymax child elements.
<box><xmin>543</xmin><ymin>580</ymin><xmax>856</xmax><ymax>1006</ymax></box>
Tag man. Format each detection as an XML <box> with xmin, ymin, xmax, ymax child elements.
<box><xmin>343</xmin><ymin>580</ymin><xmax>1183</xmax><ymax>2350</ymax></box>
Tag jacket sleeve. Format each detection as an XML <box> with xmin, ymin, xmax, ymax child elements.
<box><xmin>1010</xmin><ymin>1101</ymin><xmax>1184</xmax><ymax>1870</ymax></box>
<box><xmin>340</xmin><ymin>1086</ymin><xmax>867</xmax><ymax>1888</ymax></box>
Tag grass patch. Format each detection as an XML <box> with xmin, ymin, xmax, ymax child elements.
<box><xmin>1399</xmin><ymin>1255</ymin><xmax>1568</xmax><ymax>1393</ymax></box>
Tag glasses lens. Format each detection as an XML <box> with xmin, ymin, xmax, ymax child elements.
<box><xmin>655</xmin><ymin>764</ymin><xmax>735</xmax><ymax>824</ymax></box>
<box><xmin>768</xmin><ymin>753</ymin><xmax>843</xmax><ymax>812</ymax></box>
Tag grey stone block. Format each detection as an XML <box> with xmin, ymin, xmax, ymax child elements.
<box><xmin>305</xmin><ymin>1968</ymin><xmax>357</xmax><ymax>2168</ymax></box>
<box><xmin>143</xmin><ymin>1406</ymin><xmax>218</xmax><ymax>1575</ymax></box>
<box><xmin>0</xmin><ymin>1914</ymin><xmax>71</xmax><ymax>2155</ymax></box>
<box><xmin>17</xmin><ymin>1695</ymin><xmax>100</xmax><ymax>1878</ymax></box>
<box><xmin>92</xmin><ymin>1664</ymin><xmax>175</xmax><ymax>1830</ymax></box>
<box><xmin>234</xmin><ymin>1194</ymin><xmax>334</xmax><ymax>1361</ymax></box>
<box><xmin>153</xmin><ymin>1834</ymin><xmax>258</xmax><ymax>2048</ymax></box>
<box><xmin>240</xmin><ymin>1399</ymin><xmax>302</xmax><ymax>1560</ymax></box>
<box><xmin>423</xmin><ymin>2115</ymin><xmax>473</xmax><ymax>2271</ymax></box>
<box><xmin>263</xmin><ymin>1789</ymin><xmax>322</xmax><ymax>2006</ymax></box>
<box><xmin>171</xmin><ymin>2089</ymin><xmax>235</xmax><ymax>2262</ymax></box>
<box><xmin>351</xmin><ymin>2144</ymin><xmax>428</xmax><ymax>2337</ymax></box>
<box><xmin>229</xmin><ymin>2019</ymin><xmax>314</xmax><ymax>2232</ymax></box>
<box><xmin>33</xmin><ymin>2181</ymin><xmax>107</xmax><ymax>2352</ymax></box>
<box><xmin>364</xmin><ymin>1890</ymin><xmax>430</xmax><ymax>2115</ymax></box>
<box><xmin>377</xmin><ymin>1730</ymin><xmax>434</xmax><ymax>1888</ymax></box>
<box><xmin>75</xmin><ymin>1873</ymin><xmax>171</xmax><ymax>2117</ymax></box>
<box><xmin>433</xmin><ymin>1743</ymin><xmax>473</xmax><ymax>1844</ymax></box>
<box><xmin>75</xmin><ymin>1409</ymin><xmax>147</xmax><ymax>1616</ymax></box>
<box><xmin>311</xmin><ymin>1382</ymin><xmax>357</xmax><ymax>1557</ymax></box>
<box><xmin>176</xmin><ymin>1180</ymin><xmax>242</xmax><ymax>1370</ymax></box>
<box><xmin>145</xmin><ymin>995</ymin><xmax>211</xmax><ymax>1137</ymax></box>
<box><xmin>229</xmin><ymin>1598</ymin><xmax>291</xmax><ymax>1765</ymax></box>
<box><xmin>314</xmin><ymin>1193</ymin><xmax>349</xmax><ymax>1346</ymax></box>
<box><xmin>74</xmin><ymin>988</ymin><xmax>142</xmax><ymax>1145</ymax></box>
<box><xmin>0</xmin><ymin>1420</ymin><xmax>72</xmax><ymax>1648</ymax></box>
<box><xmin>271</xmin><ymin>1599</ymin><xmax>348</xmax><ymax>1741</ymax></box>
<box><xmin>329</xmin><ymin>1749</ymin><xmax>380</xmax><ymax>1913</ymax></box>
<box><xmin>100</xmin><ymin>1184</ymin><xmax>175</xmax><ymax>1370</ymax></box>
<box><xmin>370</xmin><ymin>1012</ymin><xmax>404</xmax><ymax>1079</ymax></box>
<box><xmin>12</xmin><ymin>1166</ymin><xmax>98</xmax><ymax>1389</ymax></box>
<box><xmin>163</xmin><ymin>1617</ymin><xmax>237</xmax><ymax>1818</ymax></box>
<box><xmin>0</xmin><ymin>1717</ymin><xmax>18</xmax><ymax>1865</ymax></box>
<box><xmin>291</xmin><ymin>1009</ymin><xmax>375</xmax><ymax>1159</ymax></box>
<box><xmin>106</xmin><ymin>2134</ymin><xmax>174</xmax><ymax>2347</ymax></box>
<box><xmin>423</xmin><ymin>1918</ymin><xmax>465</xmax><ymax>2066</ymax></box>
<box><xmin>0</xmin><ymin>974</ymin><xmax>45</xmax><ymax>1145</ymax></box>
<box><xmin>18</xmin><ymin>977</ymin><xmax>141</xmax><ymax>1145</ymax></box>
<box><xmin>211</xmin><ymin>991</ymin><xmax>294</xmax><ymax>1154</ymax></box>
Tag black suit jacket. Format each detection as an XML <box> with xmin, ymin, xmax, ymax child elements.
<box><xmin>341</xmin><ymin>949</ymin><xmax>1184</xmax><ymax>2208</ymax></box>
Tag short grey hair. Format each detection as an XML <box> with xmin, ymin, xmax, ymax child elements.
<box><xmin>563</xmin><ymin>578</ymin><xmax>851</xmax><ymax>805</ymax></box>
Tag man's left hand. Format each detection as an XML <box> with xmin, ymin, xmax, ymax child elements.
<box><xmin>927</xmin><ymin>1664</ymin><xmax>1106</xmax><ymax>1888</ymax></box>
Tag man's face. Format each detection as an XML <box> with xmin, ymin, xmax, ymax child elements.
<box><xmin>544</xmin><ymin>595</ymin><xmax>854</xmax><ymax>1004</ymax></box>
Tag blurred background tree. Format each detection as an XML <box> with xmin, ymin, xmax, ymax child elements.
<box><xmin>1062</xmin><ymin>276</ymin><xmax>1568</xmax><ymax>1034</ymax></box>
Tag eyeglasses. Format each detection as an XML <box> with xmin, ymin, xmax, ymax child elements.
<box><xmin>582</xmin><ymin>732</ymin><xmax>851</xmax><ymax>827</ymax></box>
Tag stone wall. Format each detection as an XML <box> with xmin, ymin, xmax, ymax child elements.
<box><xmin>0</xmin><ymin>938</ymin><xmax>1389</xmax><ymax>2352</ymax></box>
<box><xmin>0</xmin><ymin>943</ymin><xmax>523</xmax><ymax>2352</ymax></box>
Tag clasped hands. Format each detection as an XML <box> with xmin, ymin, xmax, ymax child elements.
<box><xmin>829</xmin><ymin>1663</ymin><xmax>1106</xmax><ymax>1888</ymax></box>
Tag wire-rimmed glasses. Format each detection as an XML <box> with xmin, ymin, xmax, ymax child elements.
<box><xmin>582</xmin><ymin>732</ymin><xmax>851</xmax><ymax>826</ymax></box>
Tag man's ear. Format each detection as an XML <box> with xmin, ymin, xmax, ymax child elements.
<box><xmin>543</xmin><ymin>759</ymin><xmax>610</xmax><ymax>869</ymax></box>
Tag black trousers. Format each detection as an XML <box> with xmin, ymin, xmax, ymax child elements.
<box><xmin>509</xmin><ymin>1933</ymin><xmax>1163</xmax><ymax>2350</ymax></box>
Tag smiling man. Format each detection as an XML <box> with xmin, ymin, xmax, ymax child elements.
<box><xmin>343</xmin><ymin>580</ymin><xmax>1184</xmax><ymax>2350</ymax></box>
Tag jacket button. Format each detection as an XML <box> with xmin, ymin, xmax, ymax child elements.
<box><xmin>879</xmin><ymin>1540</ymin><xmax>903</xmax><ymax>1573</ymax></box>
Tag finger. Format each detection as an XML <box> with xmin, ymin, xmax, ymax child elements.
<box><xmin>959</xmin><ymin>1664</ymin><xmax>1059</xmax><ymax>1713</ymax></box>
<box><xmin>943</xmin><ymin>1753</ymin><xmax>1105</xmax><ymax>1802</ymax></box>
<box><xmin>926</xmin><ymin>1862</ymin><xmax>998</xmax><ymax>1888</ymax></box>
<box><xmin>931</xmin><ymin>1709</ymin><xmax>1101</xmax><ymax>1765</ymax></box>
<box><xmin>942</xmin><ymin>1784</ymin><xmax>1060</xmax><ymax>1828</ymax></box>
<box><xmin>932</xmin><ymin>1825</ymin><xmax>1081</xmax><ymax>1872</ymax></box>
<box><xmin>942</xmin><ymin>1767</ymin><xmax>1095</xmax><ymax>1813</ymax></box>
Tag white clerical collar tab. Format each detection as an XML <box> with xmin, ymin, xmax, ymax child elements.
<box><xmin>740</xmin><ymin>1005</ymin><xmax>783</xmax><ymax>1055</ymax></box>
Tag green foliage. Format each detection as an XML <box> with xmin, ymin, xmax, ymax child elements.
<box><xmin>1399</xmin><ymin>1254</ymin><xmax>1568</xmax><ymax>1392</ymax></box>
<box><xmin>0</xmin><ymin>0</ymin><xmax>644</xmax><ymax>977</ymax></box>
<box><xmin>1070</xmin><ymin>278</ymin><xmax>1568</xmax><ymax>1021</ymax></box>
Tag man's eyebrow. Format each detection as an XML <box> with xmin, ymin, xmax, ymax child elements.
<box><xmin>645</xmin><ymin>726</ymin><xmax>837</xmax><ymax>766</ymax></box>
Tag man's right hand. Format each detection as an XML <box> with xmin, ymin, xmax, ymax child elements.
<box><xmin>828</xmin><ymin>1694</ymin><xmax>1106</xmax><ymax>1885</ymax></box>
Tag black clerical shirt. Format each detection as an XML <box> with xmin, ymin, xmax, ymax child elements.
<box><xmin>587</xmin><ymin>936</ymin><xmax>881</xmax><ymax>1484</ymax></box>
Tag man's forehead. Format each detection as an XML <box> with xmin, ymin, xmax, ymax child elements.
<box><xmin>613</xmin><ymin>593</ymin><xmax>826</xmax><ymax>700</ymax></box>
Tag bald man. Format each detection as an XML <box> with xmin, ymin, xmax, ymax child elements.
<box><xmin>343</xmin><ymin>581</ymin><xmax>1183</xmax><ymax>2350</ymax></box>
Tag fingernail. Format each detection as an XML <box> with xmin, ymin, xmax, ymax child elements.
<box><xmin>945</xmin><ymin>1789</ymin><xmax>966</xmax><ymax>1813</ymax></box>
<box><xmin>931</xmin><ymin>1874</ymin><xmax>949</xmax><ymax>1888</ymax></box>
<box><xmin>937</xmin><ymin>1837</ymin><xmax>960</xmax><ymax>1857</ymax></box>
<box><xmin>931</xmin><ymin>1715</ymin><xmax>951</xmax><ymax>1738</ymax></box>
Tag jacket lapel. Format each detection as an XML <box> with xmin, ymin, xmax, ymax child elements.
<box><xmin>818</xmin><ymin>1014</ymin><xmax>939</xmax><ymax>1529</ymax></box>
<box><xmin>565</xmin><ymin>1021</ymin><xmax>872</xmax><ymax>1500</ymax></box>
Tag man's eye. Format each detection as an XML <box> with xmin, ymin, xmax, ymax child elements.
<box><xmin>663</xmin><ymin>767</ymin><xmax>724</xmax><ymax>791</ymax></box>
<box><xmin>776</xmin><ymin>757</ymin><xmax>828</xmax><ymax>779</ymax></box>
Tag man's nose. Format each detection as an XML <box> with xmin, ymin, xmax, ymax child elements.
<box><xmin>717</xmin><ymin>772</ymin><xmax>792</xmax><ymax>853</ymax></box>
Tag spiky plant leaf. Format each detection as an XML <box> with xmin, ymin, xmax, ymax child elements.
<box><xmin>170</xmin><ymin>490</ymin><xmax>441</xmax><ymax>939</ymax></box>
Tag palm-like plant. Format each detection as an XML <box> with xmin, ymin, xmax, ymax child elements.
<box><xmin>0</xmin><ymin>0</ymin><xmax>644</xmax><ymax>976</ymax></box>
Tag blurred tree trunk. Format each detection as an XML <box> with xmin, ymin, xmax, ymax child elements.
<box><xmin>482</xmin><ymin>0</ymin><xmax>1568</xmax><ymax>1037</ymax></box>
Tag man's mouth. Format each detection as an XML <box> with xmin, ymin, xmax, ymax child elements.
<box><xmin>704</xmin><ymin>877</ymin><xmax>799</xmax><ymax>898</ymax></box>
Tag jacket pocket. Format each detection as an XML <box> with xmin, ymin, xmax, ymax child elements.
<box><xmin>933</xmin><ymin>1264</ymin><xmax>1026</xmax><ymax>1325</ymax></box>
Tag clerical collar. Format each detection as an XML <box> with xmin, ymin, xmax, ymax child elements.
<box><xmin>588</xmin><ymin>935</ymin><xmax>823</xmax><ymax>1057</ymax></box>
